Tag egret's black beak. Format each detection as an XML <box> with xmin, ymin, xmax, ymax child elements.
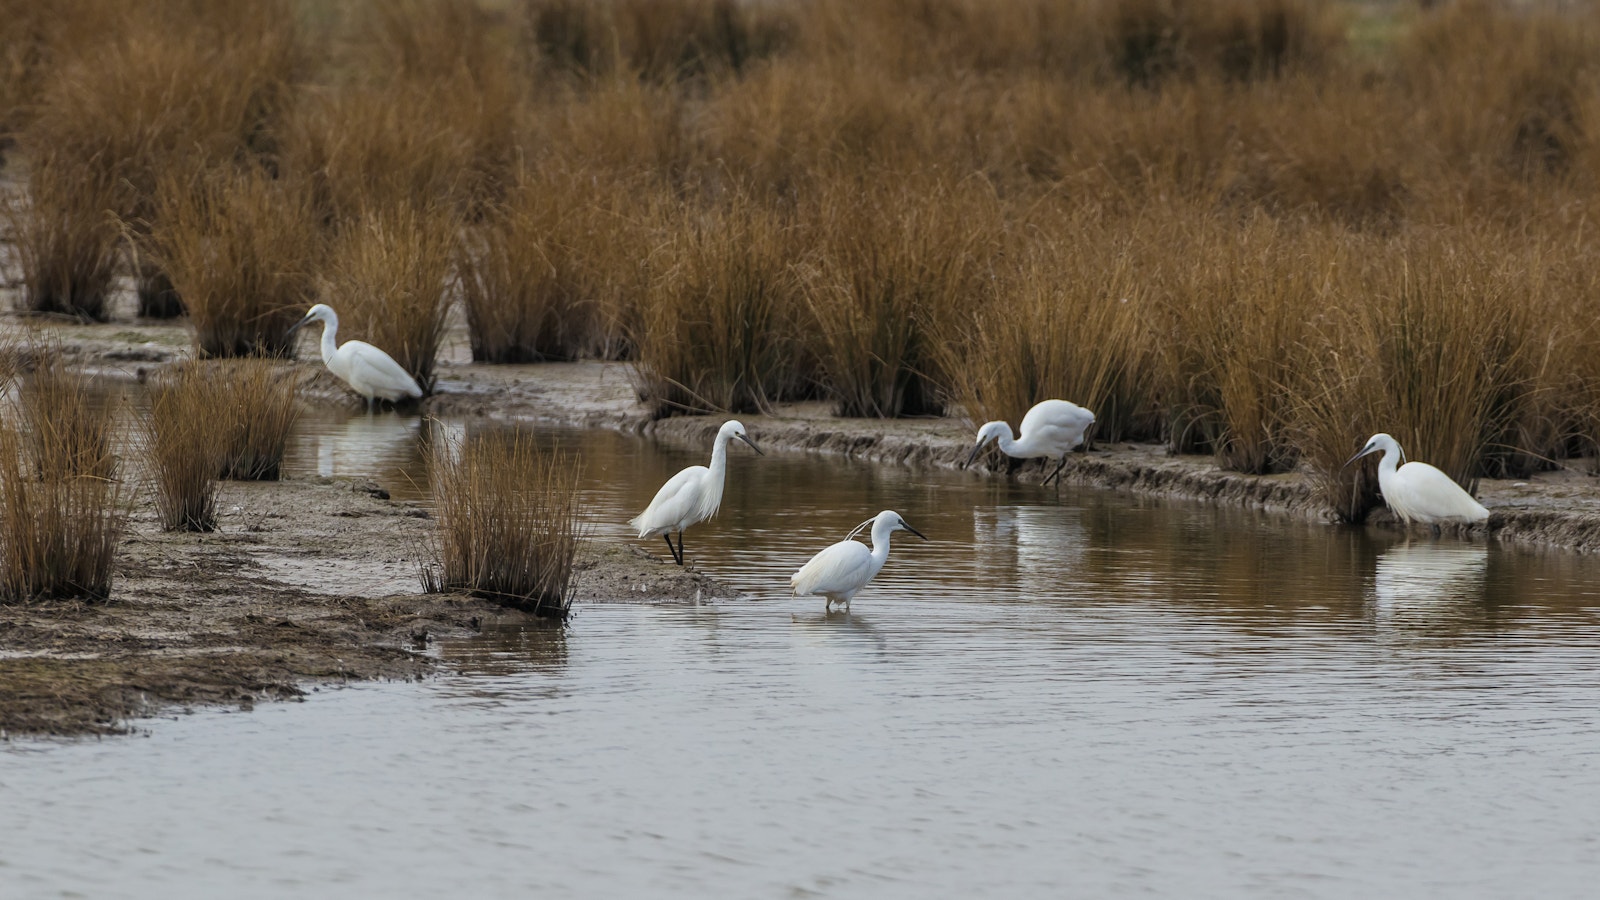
<box><xmin>738</xmin><ymin>433</ymin><xmax>764</xmax><ymax>456</ymax></box>
<box><xmin>1341</xmin><ymin>445</ymin><xmax>1374</xmax><ymax>469</ymax></box>
<box><xmin>904</xmin><ymin>522</ymin><xmax>928</xmax><ymax>541</ymax></box>
<box><xmin>962</xmin><ymin>443</ymin><xmax>983</xmax><ymax>470</ymax></box>
<box><xmin>286</xmin><ymin>315</ymin><xmax>311</xmax><ymax>338</ymax></box>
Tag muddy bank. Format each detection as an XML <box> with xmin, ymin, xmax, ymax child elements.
<box><xmin>17</xmin><ymin>318</ymin><xmax>1600</xmax><ymax>553</ymax></box>
<box><xmin>0</xmin><ymin>471</ymin><xmax>730</xmax><ymax>739</ymax></box>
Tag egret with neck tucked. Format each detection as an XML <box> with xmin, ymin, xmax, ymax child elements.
<box><xmin>1344</xmin><ymin>433</ymin><xmax>1489</xmax><ymax>526</ymax></box>
<box><xmin>790</xmin><ymin>510</ymin><xmax>927</xmax><ymax>610</ymax></box>
<box><xmin>630</xmin><ymin>420</ymin><xmax>762</xmax><ymax>565</ymax></box>
<box><xmin>289</xmin><ymin>303</ymin><xmax>422</xmax><ymax>413</ymax></box>
<box><xmin>963</xmin><ymin>399</ymin><xmax>1095</xmax><ymax>486</ymax></box>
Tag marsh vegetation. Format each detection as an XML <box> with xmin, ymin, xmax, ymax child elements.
<box><xmin>3</xmin><ymin>0</ymin><xmax>1600</xmax><ymax>521</ymax></box>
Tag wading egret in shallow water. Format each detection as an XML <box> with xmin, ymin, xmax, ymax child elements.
<box><xmin>631</xmin><ymin>420</ymin><xmax>762</xmax><ymax>565</ymax></box>
<box><xmin>790</xmin><ymin>510</ymin><xmax>927</xmax><ymax>610</ymax></box>
<box><xmin>289</xmin><ymin>303</ymin><xmax>422</xmax><ymax>413</ymax></box>
<box><xmin>963</xmin><ymin>399</ymin><xmax>1096</xmax><ymax>486</ymax></box>
<box><xmin>1343</xmin><ymin>433</ymin><xmax>1489</xmax><ymax>526</ymax></box>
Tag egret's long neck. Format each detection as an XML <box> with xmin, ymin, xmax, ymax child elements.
<box><xmin>318</xmin><ymin>314</ymin><xmax>340</xmax><ymax>365</ymax></box>
<box><xmin>1378</xmin><ymin>444</ymin><xmax>1402</xmax><ymax>477</ymax></box>
<box><xmin>869</xmin><ymin>520</ymin><xmax>896</xmax><ymax>565</ymax></box>
<box><xmin>708</xmin><ymin>431</ymin><xmax>732</xmax><ymax>480</ymax></box>
<box><xmin>995</xmin><ymin>425</ymin><xmax>1020</xmax><ymax>457</ymax></box>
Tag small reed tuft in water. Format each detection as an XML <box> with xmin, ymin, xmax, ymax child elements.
<box><xmin>142</xmin><ymin>365</ymin><xmax>227</xmax><ymax>532</ymax></box>
<box><xmin>422</xmin><ymin>428</ymin><xmax>586</xmax><ymax>619</ymax></box>
<box><xmin>216</xmin><ymin>358</ymin><xmax>302</xmax><ymax>481</ymax></box>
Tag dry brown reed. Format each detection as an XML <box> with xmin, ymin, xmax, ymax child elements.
<box><xmin>0</xmin><ymin>346</ymin><xmax>125</xmax><ymax>602</ymax></box>
<box><xmin>422</xmin><ymin>427</ymin><xmax>585</xmax><ymax>619</ymax></box>
<box><xmin>525</xmin><ymin>0</ymin><xmax>794</xmax><ymax>81</ymax></box>
<box><xmin>799</xmin><ymin>176</ymin><xmax>999</xmax><ymax>418</ymax></box>
<box><xmin>150</xmin><ymin>167</ymin><xmax>323</xmax><ymax>358</ymax></box>
<box><xmin>141</xmin><ymin>365</ymin><xmax>226</xmax><ymax>532</ymax></box>
<box><xmin>455</xmin><ymin>167</ymin><xmax>637</xmax><ymax>363</ymax></box>
<box><xmin>325</xmin><ymin>205</ymin><xmax>457</xmax><ymax>393</ymax></box>
<box><xmin>3</xmin><ymin>155</ymin><xmax>122</xmax><ymax>320</ymax></box>
<box><xmin>938</xmin><ymin>204</ymin><xmax>1158</xmax><ymax>443</ymax></box>
<box><xmin>0</xmin><ymin>422</ymin><xmax>125</xmax><ymax>603</ymax></box>
<box><xmin>631</xmin><ymin>199</ymin><xmax>808</xmax><ymax>416</ymax></box>
<box><xmin>215</xmin><ymin>359</ymin><xmax>302</xmax><ymax>481</ymax></box>
<box><xmin>19</xmin><ymin>351</ymin><xmax>116</xmax><ymax>482</ymax></box>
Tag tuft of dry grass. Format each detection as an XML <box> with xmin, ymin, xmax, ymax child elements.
<box><xmin>18</xmin><ymin>351</ymin><xmax>116</xmax><ymax>481</ymax></box>
<box><xmin>630</xmin><ymin>198</ymin><xmax>809</xmax><ymax>416</ymax></box>
<box><xmin>455</xmin><ymin>167</ymin><xmax>637</xmax><ymax>364</ymax></box>
<box><xmin>0</xmin><ymin>344</ymin><xmax>125</xmax><ymax>602</ymax></box>
<box><xmin>141</xmin><ymin>365</ymin><xmax>226</xmax><ymax>532</ymax></box>
<box><xmin>799</xmin><ymin>175</ymin><xmax>999</xmax><ymax>418</ymax></box>
<box><xmin>0</xmin><ymin>422</ymin><xmax>125</xmax><ymax>603</ymax></box>
<box><xmin>525</xmin><ymin>0</ymin><xmax>795</xmax><ymax>82</ymax></box>
<box><xmin>216</xmin><ymin>358</ymin><xmax>301</xmax><ymax>481</ymax></box>
<box><xmin>325</xmin><ymin>205</ymin><xmax>457</xmax><ymax>394</ymax></box>
<box><xmin>938</xmin><ymin>203</ymin><xmax>1158</xmax><ymax>443</ymax></box>
<box><xmin>149</xmin><ymin>167</ymin><xmax>323</xmax><ymax>358</ymax></box>
<box><xmin>422</xmin><ymin>427</ymin><xmax>586</xmax><ymax>619</ymax></box>
<box><xmin>2</xmin><ymin>154</ymin><xmax>123</xmax><ymax>320</ymax></box>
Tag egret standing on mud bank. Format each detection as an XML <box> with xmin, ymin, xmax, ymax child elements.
<box><xmin>1344</xmin><ymin>432</ymin><xmax>1490</xmax><ymax>526</ymax></box>
<box><xmin>289</xmin><ymin>303</ymin><xmax>422</xmax><ymax>413</ymax></box>
<box><xmin>791</xmin><ymin>510</ymin><xmax>927</xmax><ymax>610</ymax></box>
<box><xmin>963</xmin><ymin>399</ymin><xmax>1096</xmax><ymax>486</ymax></box>
<box><xmin>631</xmin><ymin>420</ymin><xmax>763</xmax><ymax>565</ymax></box>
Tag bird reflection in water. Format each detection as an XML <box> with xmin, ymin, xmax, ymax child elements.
<box><xmin>971</xmin><ymin>505</ymin><xmax>1087</xmax><ymax>598</ymax></box>
<box><xmin>1371</xmin><ymin>539</ymin><xmax>1489</xmax><ymax>626</ymax></box>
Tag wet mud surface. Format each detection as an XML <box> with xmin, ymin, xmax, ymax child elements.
<box><xmin>9</xmin><ymin>315</ymin><xmax>1600</xmax><ymax>736</ymax></box>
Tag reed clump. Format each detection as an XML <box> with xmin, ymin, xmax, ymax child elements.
<box><xmin>149</xmin><ymin>167</ymin><xmax>323</xmax><ymax>358</ymax></box>
<box><xmin>19</xmin><ymin>352</ymin><xmax>116</xmax><ymax>481</ymax></box>
<box><xmin>215</xmin><ymin>359</ymin><xmax>301</xmax><ymax>481</ymax></box>
<box><xmin>456</xmin><ymin>168</ymin><xmax>633</xmax><ymax>364</ymax></box>
<box><xmin>799</xmin><ymin>176</ymin><xmax>999</xmax><ymax>418</ymax></box>
<box><xmin>422</xmin><ymin>428</ymin><xmax>585</xmax><ymax>619</ymax></box>
<box><xmin>141</xmin><ymin>365</ymin><xmax>226</xmax><ymax>532</ymax></box>
<box><xmin>0</xmin><ymin>350</ymin><xmax>125</xmax><ymax>602</ymax></box>
<box><xmin>631</xmin><ymin>199</ymin><xmax>808</xmax><ymax>416</ymax></box>
<box><xmin>325</xmin><ymin>205</ymin><xmax>457</xmax><ymax>394</ymax></box>
<box><xmin>3</xmin><ymin>154</ymin><xmax>123</xmax><ymax>320</ymax></box>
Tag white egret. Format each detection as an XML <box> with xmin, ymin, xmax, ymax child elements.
<box><xmin>289</xmin><ymin>303</ymin><xmax>422</xmax><ymax>413</ymax></box>
<box><xmin>963</xmin><ymin>398</ymin><xmax>1096</xmax><ymax>486</ymax></box>
<box><xmin>1343</xmin><ymin>433</ymin><xmax>1489</xmax><ymax>526</ymax></box>
<box><xmin>630</xmin><ymin>420</ymin><xmax>762</xmax><ymax>565</ymax></box>
<box><xmin>790</xmin><ymin>510</ymin><xmax>927</xmax><ymax>610</ymax></box>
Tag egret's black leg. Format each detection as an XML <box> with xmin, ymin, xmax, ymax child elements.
<box><xmin>673</xmin><ymin>531</ymin><xmax>686</xmax><ymax>566</ymax></box>
<box><xmin>1043</xmin><ymin>457</ymin><xmax>1068</xmax><ymax>487</ymax></box>
<box><xmin>663</xmin><ymin>533</ymin><xmax>681</xmax><ymax>565</ymax></box>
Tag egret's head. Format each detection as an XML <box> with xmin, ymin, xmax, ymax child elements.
<box><xmin>288</xmin><ymin>303</ymin><xmax>335</xmax><ymax>334</ymax></box>
<box><xmin>963</xmin><ymin>421</ymin><xmax>1011</xmax><ymax>469</ymax></box>
<box><xmin>881</xmin><ymin>510</ymin><xmax>928</xmax><ymax>541</ymax></box>
<box><xmin>1343</xmin><ymin>432</ymin><xmax>1401</xmax><ymax>468</ymax></box>
<box><xmin>720</xmin><ymin>419</ymin><xmax>763</xmax><ymax>456</ymax></box>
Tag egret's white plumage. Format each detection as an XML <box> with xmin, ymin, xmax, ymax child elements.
<box><xmin>790</xmin><ymin>510</ymin><xmax>927</xmax><ymax>609</ymax></box>
<box><xmin>1344</xmin><ymin>433</ymin><xmax>1489</xmax><ymax>525</ymax></box>
<box><xmin>630</xmin><ymin>420</ymin><xmax>762</xmax><ymax>565</ymax></box>
<box><xmin>964</xmin><ymin>399</ymin><xmax>1096</xmax><ymax>486</ymax></box>
<box><xmin>290</xmin><ymin>303</ymin><xmax>422</xmax><ymax>412</ymax></box>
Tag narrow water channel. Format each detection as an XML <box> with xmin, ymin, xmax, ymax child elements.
<box><xmin>5</xmin><ymin>408</ymin><xmax>1600</xmax><ymax>897</ymax></box>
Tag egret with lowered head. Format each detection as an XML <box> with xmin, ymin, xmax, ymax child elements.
<box><xmin>791</xmin><ymin>510</ymin><xmax>927</xmax><ymax>610</ymax></box>
<box><xmin>964</xmin><ymin>399</ymin><xmax>1095</xmax><ymax>486</ymax></box>
<box><xmin>631</xmin><ymin>420</ymin><xmax>762</xmax><ymax>565</ymax></box>
<box><xmin>289</xmin><ymin>303</ymin><xmax>422</xmax><ymax>413</ymax></box>
<box><xmin>1344</xmin><ymin>432</ymin><xmax>1489</xmax><ymax>526</ymax></box>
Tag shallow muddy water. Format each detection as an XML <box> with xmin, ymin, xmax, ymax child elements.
<box><xmin>8</xmin><ymin>412</ymin><xmax>1600</xmax><ymax>897</ymax></box>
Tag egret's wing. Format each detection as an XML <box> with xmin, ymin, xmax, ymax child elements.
<box><xmin>630</xmin><ymin>465</ymin><xmax>708</xmax><ymax>535</ymax></box>
<box><xmin>343</xmin><ymin>341</ymin><xmax>423</xmax><ymax>400</ymax></box>
<box><xmin>791</xmin><ymin>540</ymin><xmax>873</xmax><ymax>596</ymax></box>
<box><xmin>1395</xmin><ymin>462</ymin><xmax>1490</xmax><ymax>521</ymax></box>
<box><xmin>1021</xmin><ymin>399</ymin><xmax>1095</xmax><ymax>449</ymax></box>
